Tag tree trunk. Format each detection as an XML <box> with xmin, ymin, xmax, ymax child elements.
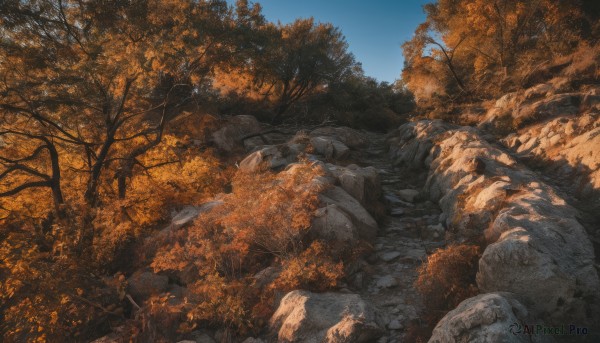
<box><xmin>85</xmin><ymin>136</ymin><xmax>115</xmax><ymax>206</ymax></box>
<box><xmin>46</xmin><ymin>139</ymin><xmax>65</xmax><ymax>217</ymax></box>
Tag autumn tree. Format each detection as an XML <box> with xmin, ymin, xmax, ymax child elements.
<box><xmin>250</xmin><ymin>18</ymin><xmax>358</xmax><ymax>123</ymax></box>
<box><xmin>402</xmin><ymin>0</ymin><xmax>598</xmax><ymax>107</ymax></box>
<box><xmin>0</xmin><ymin>0</ymin><xmax>252</xmax><ymax>216</ymax></box>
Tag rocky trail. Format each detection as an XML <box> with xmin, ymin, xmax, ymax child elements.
<box><xmin>233</xmin><ymin>123</ymin><xmax>448</xmax><ymax>342</ymax></box>
<box><xmin>235</xmin><ymin>117</ymin><xmax>599</xmax><ymax>343</ymax></box>
<box><xmin>342</xmin><ymin>132</ymin><xmax>444</xmax><ymax>342</ymax></box>
<box><xmin>356</xmin><ymin>126</ymin><xmax>600</xmax><ymax>342</ymax></box>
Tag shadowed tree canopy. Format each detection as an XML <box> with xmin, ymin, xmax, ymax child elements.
<box><xmin>252</xmin><ymin>18</ymin><xmax>359</xmax><ymax>123</ymax></box>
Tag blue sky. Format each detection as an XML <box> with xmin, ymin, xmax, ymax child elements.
<box><xmin>227</xmin><ymin>0</ymin><xmax>431</xmax><ymax>83</ymax></box>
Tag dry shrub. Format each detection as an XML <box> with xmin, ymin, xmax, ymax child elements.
<box><xmin>151</xmin><ymin>162</ymin><xmax>331</xmax><ymax>335</ymax></box>
<box><xmin>269</xmin><ymin>241</ymin><xmax>344</xmax><ymax>293</ymax></box>
<box><xmin>186</xmin><ymin>274</ymin><xmax>252</xmax><ymax>335</ymax></box>
<box><xmin>218</xmin><ymin>163</ymin><xmax>326</xmax><ymax>258</ymax></box>
<box><xmin>408</xmin><ymin>244</ymin><xmax>481</xmax><ymax>342</ymax></box>
<box><xmin>415</xmin><ymin>244</ymin><xmax>481</xmax><ymax>325</ymax></box>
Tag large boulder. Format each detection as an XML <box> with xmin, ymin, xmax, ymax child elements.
<box><xmin>211</xmin><ymin>115</ymin><xmax>261</xmax><ymax>152</ymax></box>
<box><xmin>479</xmin><ymin>82</ymin><xmax>600</xmax><ymax>132</ymax></box>
<box><xmin>311</xmin><ymin>204</ymin><xmax>360</xmax><ymax>252</ymax></box>
<box><xmin>239</xmin><ymin>145</ymin><xmax>295</xmax><ymax>172</ymax></box>
<box><xmin>310</xmin><ymin>126</ymin><xmax>368</xmax><ymax>149</ymax></box>
<box><xmin>239</xmin><ymin>133</ymin><xmax>313</xmax><ymax>172</ymax></box>
<box><xmin>387</xmin><ymin>120</ymin><xmax>449</xmax><ymax>170</ymax></box>
<box><xmin>310</xmin><ymin>136</ymin><xmax>350</xmax><ymax>160</ymax></box>
<box><xmin>318</xmin><ymin>186</ymin><xmax>378</xmax><ymax>241</ymax></box>
<box><xmin>270</xmin><ymin>290</ymin><xmax>383</xmax><ymax>343</ymax></box>
<box><xmin>429</xmin><ymin>293</ymin><xmax>545</xmax><ymax>343</ymax></box>
<box><xmin>513</xmin><ymin>93</ymin><xmax>582</xmax><ymax>127</ymax></box>
<box><xmin>326</xmin><ymin>164</ymin><xmax>381</xmax><ymax>207</ymax></box>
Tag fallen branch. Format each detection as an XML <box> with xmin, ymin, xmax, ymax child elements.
<box><xmin>126</xmin><ymin>294</ymin><xmax>142</xmax><ymax>311</ymax></box>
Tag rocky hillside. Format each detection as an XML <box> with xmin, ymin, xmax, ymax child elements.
<box><xmin>94</xmin><ymin>75</ymin><xmax>599</xmax><ymax>341</ymax></box>
<box><xmin>92</xmin><ymin>47</ymin><xmax>600</xmax><ymax>342</ymax></box>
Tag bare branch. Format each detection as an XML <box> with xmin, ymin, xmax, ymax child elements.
<box><xmin>0</xmin><ymin>181</ymin><xmax>51</xmax><ymax>197</ymax></box>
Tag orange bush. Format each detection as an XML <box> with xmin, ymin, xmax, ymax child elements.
<box><xmin>414</xmin><ymin>244</ymin><xmax>481</xmax><ymax>324</ymax></box>
<box><xmin>151</xmin><ymin>162</ymin><xmax>334</xmax><ymax>335</ymax></box>
<box><xmin>269</xmin><ymin>241</ymin><xmax>344</xmax><ymax>293</ymax></box>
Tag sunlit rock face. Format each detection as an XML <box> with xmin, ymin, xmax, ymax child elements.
<box><xmin>388</xmin><ymin>120</ymin><xmax>599</xmax><ymax>329</ymax></box>
<box><xmin>269</xmin><ymin>290</ymin><xmax>383</xmax><ymax>343</ymax></box>
<box><xmin>502</xmin><ymin>112</ymin><xmax>600</xmax><ymax>197</ymax></box>
<box><xmin>478</xmin><ymin>83</ymin><xmax>600</xmax><ymax>199</ymax></box>
<box><xmin>429</xmin><ymin>293</ymin><xmax>545</xmax><ymax>343</ymax></box>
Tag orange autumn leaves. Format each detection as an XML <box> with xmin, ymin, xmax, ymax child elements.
<box><xmin>151</xmin><ymin>163</ymin><xmax>344</xmax><ymax>333</ymax></box>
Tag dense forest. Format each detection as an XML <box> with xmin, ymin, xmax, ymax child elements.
<box><xmin>1</xmin><ymin>0</ymin><xmax>599</xmax><ymax>342</ymax></box>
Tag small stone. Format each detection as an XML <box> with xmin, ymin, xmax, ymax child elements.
<box><xmin>376</xmin><ymin>275</ymin><xmax>398</xmax><ymax>289</ymax></box>
<box><xmin>390</xmin><ymin>208</ymin><xmax>405</xmax><ymax>216</ymax></box>
<box><xmin>379</xmin><ymin>251</ymin><xmax>402</xmax><ymax>262</ymax></box>
<box><xmin>387</xmin><ymin>319</ymin><xmax>403</xmax><ymax>330</ymax></box>
<box><xmin>399</xmin><ymin>248</ymin><xmax>426</xmax><ymax>263</ymax></box>
<box><xmin>396</xmin><ymin>189</ymin><xmax>420</xmax><ymax>203</ymax></box>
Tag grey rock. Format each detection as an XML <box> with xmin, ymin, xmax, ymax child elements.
<box><xmin>253</xmin><ymin>266</ymin><xmax>281</xmax><ymax>288</ymax></box>
<box><xmin>270</xmin><ymin>290</ymin><xmax>383</xmax><ymax>343</ymax></box>
<box><xmin>379</xmin><ymin>251</ymin><xmax>402</xmax><ymax>262</ymax></box>
<box><xmin>387</xmin><ymin>319</ymin><xmax>403</xmax><ymax>330</ymax></box>
<box><xmin>320</xmin><ymin>186</ymin><xmax>378</xmax><ymax>241</ymax></box>
<box><xmin>311</xmin><ymin>205</ymin><xmax>360</xmax><ymax>251</ymax></box>
<box><xmin>390</xmin><ymin>208</ymin><xmax>405</xmax><ymax>216</ymax></box>
<box><xmin>337</xmin><ymin>165</ymin><xmax>382</xmax><ymax>206</ymax></box>
<box><xmin>389</xmin><ymin>120</ymin><xmax>600</xmax><ymax>324</ymax></box>
<box><xmin>310</xmin><ymin>126</ymin><xmax>368</xmax><ymax>149</ymax></box>
<box><xmin>429</xmin><ymin>293</ymin><xmax>545</xmax><ymax>343</ymax></box>
<box><xmin>170</xmin><ymin>201</ymin><xmax>223</xmax><ymax>229</ymax></box>
<box><xmin>212</xmin><ymin>115</ymin><xmax>261</xmax><ymax>152</ymax></box>
<box><xmin>375</xmin><ymin>275</ymin><xmax>398</xmax><ymax>289</ymax></box>
<box><xmin>171</xmin><ymin>205</ymin><xmax>200</xmax><ymax>229</ymax></box>
<box><xmin>396</xmin><ymin>189</ymin><xmax>420</xmax><ymax>203</ymax></box>
<box><xmin>310</xmin><ymin>136</ymin><xmax>350</xmax><ymax>160</ymax></box>
<box><xmin>239</xmin><ymin>144</ymin><xmax>304</xmax><ymax>172</ymax></box>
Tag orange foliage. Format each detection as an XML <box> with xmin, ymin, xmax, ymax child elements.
<box><xmin>269</xmin><ymin>241</ymin><xmax>344</xmax><ymax>293</ymax></box>
<box><xmin>0</xmin><ymin>230</ymin><xmax>121</xmax><ymax>342</ymax></box>
<box><xmin>414</xmin><ymin>244</ymin><xmax>481</xmax><ymax>325</ymax></box>
<box><xmin>150</xmin><ymin>162</ymin><xmax>339</xmax><ymax>335</ymax></box>
<box><xmin>0</xmin><ymin>141</ymin><xmax>228</xmax><ymax>340</ymax></box>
